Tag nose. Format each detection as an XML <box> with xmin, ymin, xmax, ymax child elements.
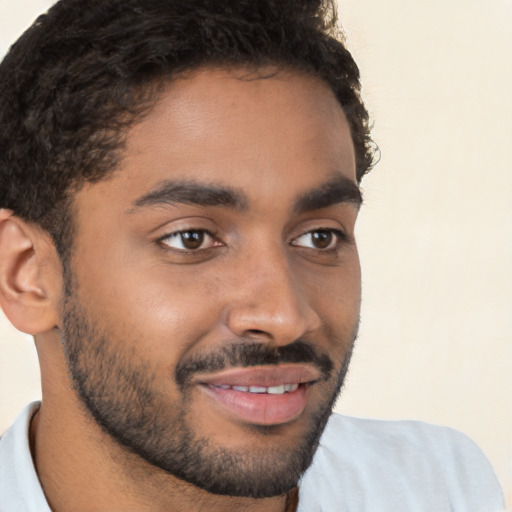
<box><xmin>224</xmin><ymin>248</ymin><xmax>322</xmax><ymax>346</ymax></box>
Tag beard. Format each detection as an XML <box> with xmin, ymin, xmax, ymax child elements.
<box><xmin>60</xmin><ymin>280</ymin><xmax>356</xmax><ymax>498</ymax></box>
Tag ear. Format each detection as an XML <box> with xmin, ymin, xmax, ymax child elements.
<box><xmin>0</xmin><ymin>209</ymin><xmax>62</xmax><ymax>335</ymax></box>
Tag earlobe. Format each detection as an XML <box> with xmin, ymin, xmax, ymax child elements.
<box><xmin>0</xmin><ymin>209</ymin><xmax>62</xmax><ymax>335</ymax></box>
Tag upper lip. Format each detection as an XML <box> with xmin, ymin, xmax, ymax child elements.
<box><xmin>194</xmin><ymin>364</ymin><xmax>321</xmax><ymax>387</ymax></box>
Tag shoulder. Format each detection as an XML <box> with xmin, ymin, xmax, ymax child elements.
<box><xmin>298</xmin><ymin>413</ymin><xmax>504</xmax><ymax>512</ymax></box>
<box><xmin>320</xmin><ymin>413</ymin><xmax>493</xmax><ymax>469</ymax></box>
<box><xmin>0</xmin><ymin>402</ymin><xmax>50</xmax><ymax>512</ymax></box>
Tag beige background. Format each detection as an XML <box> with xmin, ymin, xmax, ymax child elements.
<box><xmin>1</xmin><ymin>0</ymin><xmax>511</xmax><ymax>505</ymax></box>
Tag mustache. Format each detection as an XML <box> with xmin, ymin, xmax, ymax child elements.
<box><xmin>175</xmin><ymin>339</ymin><xmax>334</xmax><ymax>389</ymax></box>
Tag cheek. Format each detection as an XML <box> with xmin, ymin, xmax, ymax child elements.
<box><xmin>71</xmin><ymin>248</ymin><xmax>224</xmax><ymax>362</ymax></box>
<box><xmin>302</xmin><ymin>256</ymin><xmax>361</xmax><ymax>361</ymax></box>
<box><xmin>298</xmin><ymin>254</ymin><xmax>361</xmax><ymax>319</ymax></box>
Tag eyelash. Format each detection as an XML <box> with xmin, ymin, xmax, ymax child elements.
<box><xmin>291</xmin><ymin>228</ymin><xmax>348</xmax><ymax>252</ymax></box>
<box><xmin>158</xmin><ymin>229</ymin><xmax>221</xmax><ymax>253</ymax></box>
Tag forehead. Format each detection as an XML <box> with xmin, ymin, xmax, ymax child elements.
<box><xmin>78</xmin><ymin>67</ymin><xmax>356</xmax><ymax>210</ymax></box>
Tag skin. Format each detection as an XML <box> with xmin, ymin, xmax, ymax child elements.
<box><xmin>0</xmin><ymin>67</ymin><xmax>361</xmax><ymax>511</ymax></box>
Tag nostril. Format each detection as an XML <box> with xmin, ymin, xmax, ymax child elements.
<box><xmin>244</xmin><ymin>328</ymin><xmax>270</xmax><ymax>338</ymax></box>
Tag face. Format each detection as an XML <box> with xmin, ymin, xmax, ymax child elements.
<box><xmin>60</xmin><ymin>68</ymin><xmax>361</xmax><ymax>498</ymax></box>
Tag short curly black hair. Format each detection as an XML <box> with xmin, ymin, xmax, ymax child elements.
<box><xmin>0</xmin><ymin>0</ymin><xmax>375</xmax><ymax>253</ymax></box>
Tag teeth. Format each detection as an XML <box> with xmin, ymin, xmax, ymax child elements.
<box><xmin>214</xmin><ymin>383</ymin><xmax>300</xmax><ymax>393</ymax></box>
<box><xmin>267</xmin><ymin>385</ymin><xmax>286</xmax><ymax>394</ymax></box>
<box><xmin>249</xmin><ymin>386</ymin><xmax>267</xmax><ymax>393</ymax></box>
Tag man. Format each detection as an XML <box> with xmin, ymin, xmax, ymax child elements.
<box><xmin>0</xmin><ymin>0</ymin><xmax>504</xmax><ymax>510</ymax></box>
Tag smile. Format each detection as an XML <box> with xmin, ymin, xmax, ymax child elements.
<box><xmin>210</xmin><ymin>383</ymin><xmax>300</xmax><ymax>394</ymax></box>
<box><xmin>195</xmin><ymin>365</ymin><xmax>319</xmax><ymax>426</ymax></box>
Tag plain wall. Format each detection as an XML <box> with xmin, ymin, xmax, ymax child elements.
<box><xmin>335</xmin><ymin>0</ymin><xmax>512</xmax><ymax>505</ymax></box>
<box><xmin>1</xmin><ymin>0</ymin><xmax>511</xmax><ymax>505</ymax></box>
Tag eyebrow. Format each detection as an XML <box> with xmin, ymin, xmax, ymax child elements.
<box><xmin>130</xmin><ymin>180</ymin><xmax>249</xmax><ymax>211</ymax></box>
<box><xmin>293</xmin><ymin>176</ymin><xmax>362</xmax><ymax>213</ymax></box>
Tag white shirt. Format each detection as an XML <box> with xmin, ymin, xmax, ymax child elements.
<box><xmin>0</xmin><ymin>402</ymin><xmax>505</xmax><ymax>511</ymax></box>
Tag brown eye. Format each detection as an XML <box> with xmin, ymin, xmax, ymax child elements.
<box><xmin>311</xmin><ymin>230</ymin><xmax>333</xmax><ymax>249</ymax></box>
<box><xmin>160</xmin><ymin>229</ymin><xmax>218</xmax><ymax>252</ymax></box>
<box><xmin>292</xmin><ymin>229</ymin><xmax>341</xmax><ymax>250</ymax></box>
<box><xmin>180</xmin><ymin>231</ymin><xmax>204</xmax><ymax>250</ymax></box>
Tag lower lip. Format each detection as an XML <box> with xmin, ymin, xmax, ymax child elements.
<box><xmin>200</xmin><ymin>384</ymin><xmax>309</xmax><ymax>426</ymax></box>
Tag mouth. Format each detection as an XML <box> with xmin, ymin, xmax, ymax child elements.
<box><xmin>195</xmin><ymin>365</ymin><xmax>319</xmax><ymax>426</ymax></box>
<box><xmin>209</xmin><ymin>383</ymin><xmax>301</xmax><ymax>394</ymax></box>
